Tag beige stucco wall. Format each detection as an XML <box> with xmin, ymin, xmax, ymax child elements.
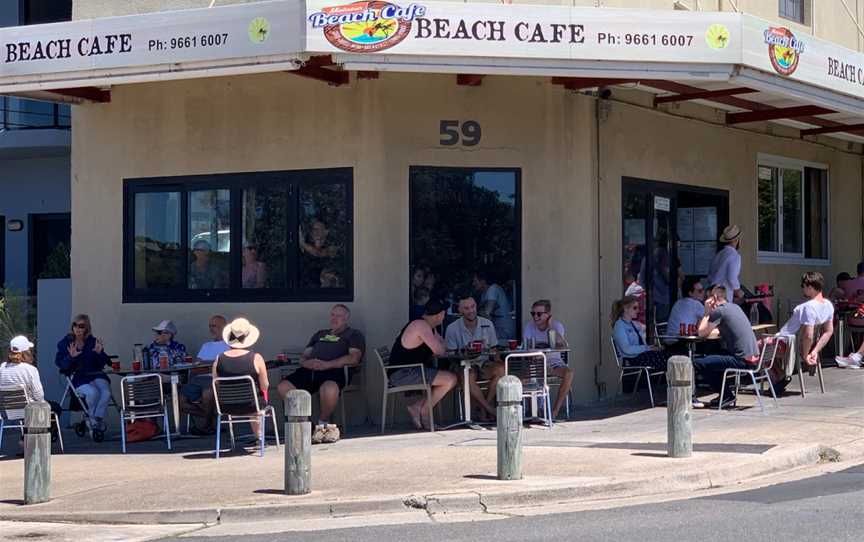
<box><xmin>74</xmin><ymin>0</ymin><xmax>864</xmax><ymax>51</ymax></box>
<box><xmin>71</xmin><ymin>72</ymin><xmax>598</xmax><ymax>423</ymax></box>
<box><xmin>597</xmin><ymin>98</ymin><xmax>864</xmax><ymax>388</ymax></box>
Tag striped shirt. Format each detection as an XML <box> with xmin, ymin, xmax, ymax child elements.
<box><xmin>0</xmin><ymin>361</ymin><xmax>43</xmax><ymax>420</ymax></box>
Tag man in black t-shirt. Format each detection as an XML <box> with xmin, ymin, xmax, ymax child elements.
<box><xmin>278</xmin><ymin>304</ymin><xmax>365</xmax><ymax>443</ymax></box>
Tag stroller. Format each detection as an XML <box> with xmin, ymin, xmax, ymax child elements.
<box><xmin>59</xmin><ymin>369</ymin><xmax>120</xmax><ymax>442</ymax></box>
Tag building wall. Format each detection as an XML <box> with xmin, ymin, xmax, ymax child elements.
<box><xmin>74</xmin><ymin>0</ymin><xmax>864</xmax><ymax>51</ymax></box>
<box><xmin>0</xmin><ymin>154</ymin><xmax>71</xmax><ymax>291</ymax></box>
<box><xmin>70</xmin><ymin>72</ymin><xmax>598</xmax><ymax>420</ymax></box>
<box><xmin>597</xmin><ymin>98</ymin><xmax>863</xmax><ymax>387</ymax></box>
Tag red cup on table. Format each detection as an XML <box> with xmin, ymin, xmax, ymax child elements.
<box><xmin>111</xmin><ymin>360</ymin><xmax>121</xmax><ymax>372</ymax></box>
<box><xmin>132</xmin><ymin>360</ymin><xmax>141</xmax><ymax>372</ymax></box>
<box><xmin>159</xmin><ymin>355</ymin><xmax>169</xmax><ymax>370</ymax></box>
<box><xmin>679</xmin><ymin>323</ymin><xmax>687</xmax><ymax>336</ymax></box>
<box><xmin>507</xmin><ymin>339</ymin><xmax>518</xmax><ymax>350</ymax></box>
<box><xmin>277</xmin><ymin>353</ymin><xmax>288</xmax><ymax>362</ymax></box>
<box><xmin>184</xmin><ymin>356</ymin><xmax>193</xmax><ymax>364</ymax></box>
<box><xmin>470</xmin><ymin>340</ymin><xmax>483</xmax><ymax>353</ymax></box>
<box><xmin>688</xmin><ymin>324</ymin><xmax>697</xmax><ymax>336</ymax></box>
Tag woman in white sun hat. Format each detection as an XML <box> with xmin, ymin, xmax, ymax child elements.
<box><xmin>212</xmin><ymin>318</ymin><xmax>269</xmax><ymax>441</ymax></box>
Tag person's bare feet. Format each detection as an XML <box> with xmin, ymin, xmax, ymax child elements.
<box><xmin>406</xmin><ymin>403</ymin><xmax>423</xmax><ymax>429</ymax></box>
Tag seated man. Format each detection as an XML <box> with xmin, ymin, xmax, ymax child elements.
<box><xmin>694</xmin><ymin>285</ymin><xmax>760</xmax><ymax>408</ymax></box>
<box><xmin>522</xmin><ymin>299</ymin><xmax>573</xmax><ymax>419</ymax></box>
<box><xmin>778</xmin><ymin>272</ymin><xmax>834</xmax><ymax>382</ymax></box>
<box><xmin>445</xmin><ymin>293</ymin><xmax>505</xmax><ymax>421</ymax></box>
<box><xmin>665</xmin><ymin>277</ymin><xmax>705</xmax><ymax>346</ymax></box>
<box><xmin>277</xmin><ymin>304</ymin><xmax>365</xmax><ymax>444</ymax></box>
<box><xmin>179</xmin><ymin>315</ymin><xmax>229</xmax><ymax>436</ymax></box>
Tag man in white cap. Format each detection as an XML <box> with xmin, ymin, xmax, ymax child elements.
<box><xmin>707</xmin><ymin>224</ymin><xmax>743</xmax><ymax>303</ymax></box>
<box><xmin>145</xmin><ymin>320</ymin><xmax>187</xmax><ymax>369</ymax></box>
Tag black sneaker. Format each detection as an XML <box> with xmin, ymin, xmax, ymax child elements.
<box><xmin>708</xmin><ymin>393</ymin><xmax>737</xmax><ymax>409</ymax></box>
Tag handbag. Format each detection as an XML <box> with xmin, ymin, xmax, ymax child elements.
<box><xmin>125</xmin><ymin>419</ymin><xmax>158</xmax><ymax>442</ymax></box>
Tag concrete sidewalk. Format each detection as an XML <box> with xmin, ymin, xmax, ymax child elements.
<box><xmin>1</xmin><ymin>368</ymin><xmax>862</xmax><ymax>525</ymax></box>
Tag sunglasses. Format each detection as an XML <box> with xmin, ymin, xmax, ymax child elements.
<box><xmin>155</xmin><ymin>330</ymin><xmax>171</xmax><ymax>335</ymax></box>
<box><xmin>530</xmin><ymin>311</ymin><xmax>547</xmax><ymax>317</ymax></box>
<box><xmin>73</xmin><ymin>323</ymin><xmax>87</xmax><ymax>329</ymax></box>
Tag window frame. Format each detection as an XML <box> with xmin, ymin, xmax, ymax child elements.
<box><xmin>756</xmin><ymin>154</ymin><xmax>830</xmax><ymax>266</ymax></box>
<box><xmin>408</xmin><ymin>165</ymin><xmax>523</xmax><ymax>330</ymax></box>
<box><xmin>778</xmin><ymin>0</ymin><xmax>806</xmax><ymax>25</ymax></box>
<box><xmin>19</xmin><ymin>0</ymin><xmax>72</xmax><ymax>25</ymax></box>
<box><xmin>123</xmin><ymin>168</ymin><xmax>354</xmax><ymax>303</ymax></box>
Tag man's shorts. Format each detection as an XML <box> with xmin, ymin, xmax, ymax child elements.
<box><xmin>284</xmin><ymin>367</ymin><xmax>347</xmax><ymax>394</ymax></box>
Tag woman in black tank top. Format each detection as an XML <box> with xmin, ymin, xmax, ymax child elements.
<box><xmin>213</xmin><ymin>318</ymin><xmax>269</xmax><ymax>439</ymax></box>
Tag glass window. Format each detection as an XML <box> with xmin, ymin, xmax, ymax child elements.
<box><xmin>299</xmin><ymin>183</ymin><xmax>350</xmax><ymax>290</ymax></box>
<box><xmin>779</xmin><ymin>0</ymin><xmax>805</xmax><ymax>24</ymax></box>
<box><xmin>188</xmin><ymin>189</ymin><xmax>230</xmax><ymax>289</ymax></box>
<box><xmin>242</xmin><ymin>186</ymin><xmax>288</xmax><ymax>289</ymax></box>
<box><xmin>757</xmin><ymin>161</ymin><xmax>828</xmax><ymax>260</ymax></box>
<box><xmin>409</xmin><ymin>167</ymin><xmax>520</xmax><ymax>342</ymax></box>
<box><xmin>21</xmin><ymin>0</ymin><xmax>72</xmax><ymax>25</ymax></box>
<box><xmin>124</xmin><ymin>169</ymin><xmax>353</xmax><ymax>302</ymax></box>
<box><xmin>134</xmin><ymin>192</ymin><xmax>182</xmax><ymax>289</ymax></box>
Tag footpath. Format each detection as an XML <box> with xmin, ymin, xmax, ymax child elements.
<box><xmin>1</xmin><ymin>369</ymin><xmax>862</xmax><ymax>525</ymax></box>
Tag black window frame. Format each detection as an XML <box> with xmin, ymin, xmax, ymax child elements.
<box><xmin>123</xmin><ymin>168</ymin><xmax>354</xmax><ymax>303</ymax></box>
<box><xmin>0</xmin><ymin>215</ymin><xmax>5</xmax><ymax>289</ymax></box>
<box><xmin>19</xmin><ymin>0</ymin><xmax>72</xmax><ymax>25</ymax></box>
<box><xmin>408</xmin><ymin>165</ymin><xmax>523</xmax><ymax>332</ymax></box>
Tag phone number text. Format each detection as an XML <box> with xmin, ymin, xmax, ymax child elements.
<box><xmin>147</xmin><ymin>33</ymin><xmax>229</xmax><ymax>52</ymax></box>
<box><xmin>597</xmin><ymin>33</ymin><xmax>694</xmax><ymax>47</ymax></box>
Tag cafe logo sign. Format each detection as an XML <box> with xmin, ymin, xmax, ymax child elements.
<box><xmin>308</xmin><ymin>1</ymin><xmax>426</xmax><ymax>53</ymax></box>
<box><xmin>764</xmin><ymin>26</ymin><xmax>804</xmax><ymax>76</ymax></box>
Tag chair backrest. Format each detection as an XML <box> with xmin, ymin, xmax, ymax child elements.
<box><xmin>213</xmin><ymin>375</ymin><xmax>261</xmax><ymax>416</ymax></box>
<box><xmin>374</xmin><ymin>346</ymin><xmax>391</xmax><ymax>386</ymax></box>
<box><xmin>505</xmin><ymin>352</ymin><xmax>548</xmax><ymax>388</ymax></box>
<box><xmin>0</xmin><ymin>384</ymin><xmax>29</xmax><ymax>421</ymax></box>
<box><xmin>609</xmin><ymin>337</ymin><xmax>625</xmax><ymax>370</ymax></box>
<box><xmin>121</xmin><ymin>373</ymin><xmax>164</xmax><ymax>410</ymax></box>
<box><xmin>756</xmin><ymin>335</ymin><xmax>787</xmax><ymax>372</ymax></box>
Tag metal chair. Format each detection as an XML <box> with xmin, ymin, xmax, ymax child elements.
<box><xmin>120</xmin><ymin>373</ymin><xmax>171</xmax><ymax>454</ymax></box>
<box><xmin>0</xmin><ymin>385</ymin><xmax>64</xmax><ymax>453</ymax></box>
<box><xmin>796</xmin><ymin>327</ymin><xmax>828</xmax><ymax>397</ymax></box>
<box><xmin>545</xmin><ymin>350</ymin><xmax>572</xmax><ymax>420</ymax></box>
<box><xmin>336</xmin><ymin>365</ymin><xmax>363</xmax><ymax>435</ymax></box>
<box><xmin>504</xmin><ymin>352</ymin><xmax>553</xmax><ymax>429</ymax></box>
<box><xmin>212</xmin><ymin>375</ymin><xmax>280</xmax><ymax>458</ymax></box>
<box><xmin>376</xmin><ymin>346</ymin><xmax>434</xmax><ymax>433</ymax></box>
<box><xmin>718</xmin><ymin>335</ymin><xmax>788</xmax><ymax>413</ymax></box>
<box><xmin>610</xmin><ymin>338</ymin><xmax>665</xmax><ymax>408</ymax></box>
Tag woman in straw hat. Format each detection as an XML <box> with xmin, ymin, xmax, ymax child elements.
<box><xmin>212</xmin><ymin>318</ymin><xmax>269</xmax><ymax>440</ymax></box>
<box><xmin>707</xmin><ymin>224</ymin><xmax>743</xmax><ymax>303</ymax></box>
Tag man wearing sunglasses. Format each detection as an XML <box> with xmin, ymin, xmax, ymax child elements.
<box><xmin>522</xmin><ymin>299</ymin><xmax>573</xmax><ymax>419</ymax></box>
<box><xmin>145</xmin><ymin>320</ymin><xmax>187</xmax><ymax>370</ymax></box>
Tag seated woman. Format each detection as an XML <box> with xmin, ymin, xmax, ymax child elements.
<box><xmin>212</xmin><ymin>318</ymin><xmax>269</xmax><ymax>441</ymax></box>
<box><xmin>389</xmin><ymin>299</ymin><xmax>458</xmax><ymax>430</ymax></box>
<box><xmin>610</xmin><ymin>296</ymin><xmax>671</xmax><ymax>372</ymax></box>
<box><xmin>55</xmin><ymin>314</ymin><xmax>111</xmax><ymax>432</ymax></box>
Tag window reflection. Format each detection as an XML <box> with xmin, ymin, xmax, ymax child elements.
<box><xmin>134</xmin><ymin>192</ymin><xmax>182</xmax><ymax>289</ymax></box>
<box><xmin>188</xmin><ymin>189</ymin><xmax>230</xmax><ymax>289</ymax></box>
<box><xmin>299</xmin><ymin>183</ymin><xmax>349</xmax><ymax>289</ymax></box>
<box><xmin>242</xmin><ymin>186</ymin><xmax>287</xmax><ymax>288</ymax></box>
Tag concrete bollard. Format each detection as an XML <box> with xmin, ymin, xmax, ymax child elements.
<box><xmin>666</xmin><ymin>356</ymin><xmax>693</xmax><ymax>458</ymax></box>
<box><xmin>24</xmin><ymin>401</ymin><xmax>51</xmax><ymax>504</ymax></box>
<box><xmin>496</xmin><ymin>375</ymin><xmax>523</xmax><ymax>480</ymax></box>
<box><xmin>284</xmin><ymin>390</ymin><xmax>312</xmax><ymax>495</ymax></box>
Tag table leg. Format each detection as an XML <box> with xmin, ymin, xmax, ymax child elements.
<box><xmin>462</xmin><ymin>362</ymin><xmax>472</xmax><ymax>423</ymax></box>
<box><xmin>837</xmin><ymin>318</ymin><xmax>846</xmax><ymax>358</ymax></box>
<box><xmin>170</xmin><ymin>373</ymin><xmax>181</xmax><ymax>434</ymax></box>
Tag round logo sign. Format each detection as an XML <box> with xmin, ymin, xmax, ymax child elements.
<box><xmin>704</xmin><ymin>24</ymin><xmax>730</xmax><ymax>50</ymax></box>
<box><xmin>249</xmin><ymin>17</ymin><xmax>271</xmax><ymax>44</ymax></box>
<box><xmin>764</xmin><ymin>27</ymin><xmax>803</xmax><ymax>76</ymax></box>
<box><xmin>322</xmin><ymin>1</ymin><xmax>414</xmax><ymax>53</ymax></box>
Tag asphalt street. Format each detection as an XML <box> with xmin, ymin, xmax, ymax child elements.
<box><xmin>171</xmin><ymin>463</ymin><xmax>864</xmax><ymax>542</ymax></box>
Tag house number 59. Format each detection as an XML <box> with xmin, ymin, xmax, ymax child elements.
<box><xmin>439</xmin><ymin>120</ymin><xmax>482</xmax><ymax>146</ymax></box>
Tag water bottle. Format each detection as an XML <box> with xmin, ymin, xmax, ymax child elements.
<box><xmin>133</xmin><ymin>343</ymin><xmax>144</xmax><ymax>369</ymax></box>
<box><xmin>749</xmin><ymin>302</ymin><xmax>759</xmax><ymax>325</ymax></box>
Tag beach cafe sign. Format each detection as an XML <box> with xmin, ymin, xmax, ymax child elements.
<box><xmin>305</xmin><ymin>0</ymin><xmax>741</xmax><ymax>64</ymax></box>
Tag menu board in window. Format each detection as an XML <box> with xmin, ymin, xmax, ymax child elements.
<box><xmin>677</xmin><ymin>206</ymin><xmax>718</xmax><ymax>275</ymax></box>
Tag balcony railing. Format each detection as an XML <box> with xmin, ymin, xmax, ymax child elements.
<box><xmin>1</xmin><ymin>97</ymin><xmax>70</xmax><ymax>130</ymax></box>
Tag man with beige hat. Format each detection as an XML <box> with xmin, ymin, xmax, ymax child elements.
<box><xmin>707</xmin><ymin>224</ymin><xmax>743</xmax><ymax>303</ymax></box>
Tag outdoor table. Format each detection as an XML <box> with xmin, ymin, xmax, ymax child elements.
<box><xmin>437</xmin><ymin>347</ymin><xmax>571</xmax><ymax>430</ymax></box>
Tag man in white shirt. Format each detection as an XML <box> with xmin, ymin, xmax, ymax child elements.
<box><xmin>522</xmin><ymin>299</ymin><xmax>573</xmax><ymax>419</ymax></box>
<box><xmin>778</xmin><ymin>272</ymin><xmax>834</xmax><ymax>379</ymax></box>
<box><xmin>195</xmin><ymin>314</ymin><xmax>229</xmax><ymax>362</ymax></box>
<box><xmin>445</xmin><ymin>294</ymin><xmax>503</xmax><ymax>420</ymax></box>
<box><xmin>665</xmin><ymin>277</ymin><xmax>705</xmax><ymax>344</ymax></box>
<box><xmin>707</xmin><ymin>224</ymin><xmax>743</xmax><ymax>303</ymax></box>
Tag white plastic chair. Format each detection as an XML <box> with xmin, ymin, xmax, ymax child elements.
<box><xmin>610</xmin><ymin>337</ymin><xmax>665</xmax><ymax>408</ymax></box>
<box><xmin>212</xmin><ymin>375</ymin><xmax>280</xmax><ymax>458</ymax></box>
<box><xmin>718</xmin><ymin>335</ymin><xmax>788</xmax><ymax>413</ymax></box>
<box><xmin>376</xmin><ymin>346</ymin><xmax>434</xmax><ymax>433</ymax></box>
<box><xmin>0</xmin><ymin>385</ymin><xmax>64</xmax><ymax>453</ymax></box>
